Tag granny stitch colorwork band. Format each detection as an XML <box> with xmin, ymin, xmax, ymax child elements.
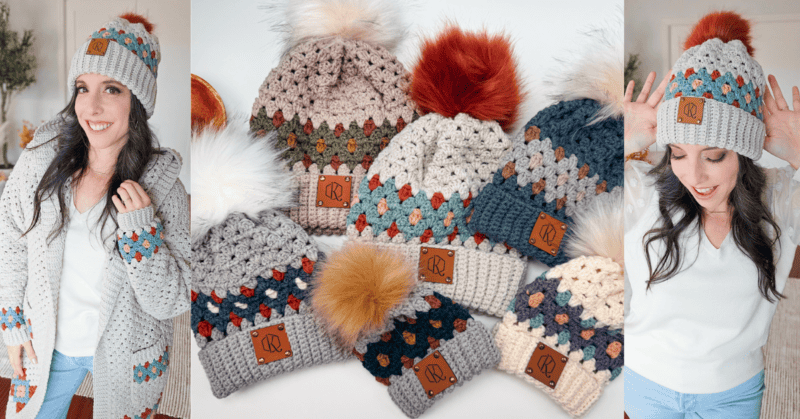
<box><xmin>494</xmin><ymin>258</ymin><xmax>624</xmax><ymax>417</ymax></box>
<box><xmin>656</xmin><ymin>14</ymin><xmax>766</xmax><ymax>160</ymax></box>
<box><xmin>468</xmin><ymin>101</ymin><xmax>623</xmax><ymax>267</ymax></box>
<box><xmin>68</xmin><ymin>14</ymin><xmax>160</xmax><ymax>118</ymax></box>
<box><xmin>353</xmin><ymin>288</ymin><xmax>500</xmax><ymax>418</ymax></box>
<box><xmin>250</xmin><ymin>36</ymin><xmax>417</xmax><ymax>235</ymax></box>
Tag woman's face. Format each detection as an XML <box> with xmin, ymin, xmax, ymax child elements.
<box><xmin>74</xmin><ymin>73</ymin><xmax>131</xmax><ymax>153</ymax></box>
<box><xmin>669</xmin><ymin>144</ymin><xmax>739</xmax><ymax>213</ymax></box>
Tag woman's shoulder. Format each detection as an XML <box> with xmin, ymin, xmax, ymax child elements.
<box><xmin>141</xmin><ymin>147</ymin><xmax>184</xmax><ymax>205</ymax></box>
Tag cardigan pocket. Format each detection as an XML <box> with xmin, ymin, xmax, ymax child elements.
<box><xmin>130</xmin><ymin>340</ymin><xmax>170</xmax><ymax>410</ymax></box>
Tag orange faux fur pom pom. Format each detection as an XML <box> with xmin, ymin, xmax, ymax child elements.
<box><xmin>119</xmin><ymin>12</ymin><xmax>155</xmax><ymax>34</ymax></box>
<box><xmin>684</xmin><ymin>11</ymin><xmax>753</xmax><ymax>56</ymax></box>
<box><xmin>311</xmin><ymin>243</ymin><xmax>417</xmax><ymax>347</ymax></box>
<box><xmin>411</xmin><ymin>26</ymin><xmax>523</xmax><ymax>132</ymax></box>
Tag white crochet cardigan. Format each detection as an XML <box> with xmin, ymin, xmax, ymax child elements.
<box><xmin>0</xmin><ymin>118</ymin><xmax>191</xmax><ymax>418</ymax></box>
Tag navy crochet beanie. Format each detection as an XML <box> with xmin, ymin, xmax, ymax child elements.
<box><xmin>467</xmin><ymin>98</ymin><xmax>623</xmax><ymax>266</ymax></box>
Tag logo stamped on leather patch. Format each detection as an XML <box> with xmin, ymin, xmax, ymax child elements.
<box><xmin>316</xmin><ymin>175</ymin><xmax>352</xmax><ymax>208</ymax></box>
<box><xmin>677</xmin><ymin>97</ymin><xmax>704</xmax><ymax>125</ymax></box>
<box><xmin>529</xmin><ymin>212</ymin><xmax>567</xmax><ymax>256</ymax></box>
<box><xmin>419</xmin><ymin>247</ymin><xmax>455</xmax><ymax>284</ymax></box>
<box><xmin>413</xmin><ymin>351</ymin><xmax>457</xmax><ymax>398</ymax></box>
<box><xmin>86</xmin><ymin>38</ymin><xmax>110</xmax><ymax>56</ymax></box>
<box><xmin>526</xmin><ymin>342</ymin><xmax>568</xmax><ymax>388</ymax></box>
<box><xmin>250</xmin><ymin>324</ymin><xmax>292</xmax><ymax>365</ymax></box>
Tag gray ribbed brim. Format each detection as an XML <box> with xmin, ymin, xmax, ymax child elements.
<box><xmin>656</xmin><ymin>97</ymin><xmax>765</xmax><ymax>160</ymax></box>
<box><xmin>387</xmin><ymin>318</ymin><xmax>500</xmax><ymax>418</ymax></box>
<box><xmin>68</xmin><ymin>39</ymin><xmax>157</xmax><ymax>118</ymax></box>
<box><xmin>197</xmin><ymin>313</ymin><xmax>351</xmax><ymax>398</ymax></box>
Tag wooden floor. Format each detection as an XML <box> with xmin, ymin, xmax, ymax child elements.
<box><xmin>0</xmin><ymin>377</ymin><xmax>177</xmax><ymax>419</ymax></box>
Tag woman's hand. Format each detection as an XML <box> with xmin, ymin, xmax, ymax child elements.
<box><xmin>624</xmin><ymin>71</ymin><xmax>671</xmax><ymax>156</ymax></box>
<box><xmin>112</xmin><ymin>180</ymin><xmax>152</xmax><ymax>214</ymax></box>
<box><xmin>6</xmin><ymin>341</ymin><xmax>37</xmax><ymax>379</ymax></box>
<box><xmin>763</xmin><ymin>75</ymin><xmax>800</xmax><ymax>170</ymax></box>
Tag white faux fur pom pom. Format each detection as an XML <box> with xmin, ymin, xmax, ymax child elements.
<box><xmin>191</xmin><ymin>122</ymin><xmax>294</xmax><ymax>243</ymax></box>
<box><xmin>281</xmin><ymin>0</ymin><xmax>406</xmax><ymax>52</ymax></box>
<box><xmin>564</xmin><ymin>187</ymin><xmax>624</xmax><ymax>268</ymax></box>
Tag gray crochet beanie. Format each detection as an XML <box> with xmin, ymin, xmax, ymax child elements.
<box><xmin>657</xmin><ymin>12</ymin><xmax>766</xmax><ymax>160</ymax></box>
<box><xmin>68</xmin><ymin>13</ymin><xmax>160</xmax><ymax>118</ymax></box>
<box><xmin>191</xmin><ymin>124</ymin><xmax>349</xmax><ymax>398</ymax></box>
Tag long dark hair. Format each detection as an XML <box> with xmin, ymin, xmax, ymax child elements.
<box><xmin>23</xmin><ymin>87</ymin><xmax>161</xmax><ymax>242</ymax></box>
<box><xmin>643</xmin><ymin>146</ymin><xmax>783</xmax><ymax>302</ymax></box>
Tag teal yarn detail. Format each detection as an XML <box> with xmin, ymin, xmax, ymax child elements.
<box><xmin>118</xmin><ymin>222</ymin><xmax>165</xmax><ymax>264</ymax></box>
<box><xmin>348</xmin><ymin>177</ymin><xmax>474</xmax><ymax>243</ymax></box>
<box><xmin>665</xmin><ymin>68</ymin><xmax>763</xmax><ymax>119</ymax></box>
<box><xmin>529</xmin><ymin>313</ymin><xmax>544</xmax><ymax>329</ymax></box>
<box><xmin>581</xmin><ymin>318</ymin><xmax>597</xmax><ymax>328</ymax></box>
<box><xmin>92</xmin><ymin>29</ymin><xmax>158</xmax><ymax>77</ymax></box>
<box><xmin>583</xmin><ymin>345</ymin><xmax>596</xmax><ymax>361</ymax></box>
<box><xmin>133</xmin><ymin>348</ymin><xmax>169</xmax><ymax>384</ymax></box>
<box><xmin>507</xmin><ymin>298</ymin><xmax>516</xmax><ymax>312</ymax></box>
<box><xmin>558</xmin><ymin>330</ymin><xmax>571</xmax><ymax>345</ymax></box>
<box><xmin>1</xmin><ymin>306</ymin><xmax>26</xmax><ymax>331</ymax></box>
<box><xmin>610</xmin><ymin>367</ymin><xmax>622</xmax><ymax>381</ymax></box>
<box><xmin>608</xmin><ymin>328</ymin><xmax>621</xmax><ymax>336</ymax></box>
<box><xmin>556</xmin><ymin>291</ymin><xmax>572</xmax><ymax>307</ymax></box>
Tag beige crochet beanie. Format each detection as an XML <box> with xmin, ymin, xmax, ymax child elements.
<box><xmin>250</xmin><ymin>0</ymin><xmax>417</xmax><ymax>235</ymax></box>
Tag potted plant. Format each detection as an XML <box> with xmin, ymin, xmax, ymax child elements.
<box><xmin>0</xmin><ymin>1</ymin><xmax>36</xmax><ymax>169</ymax></box>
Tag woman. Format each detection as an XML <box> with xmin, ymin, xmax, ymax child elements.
<box><xmin>0</xmin><ymin>14</ymin><xmax>190</xmax><ymax>419</ymax></box>
<box><xmin>623</xmin><ymin>12</ymin><xmax>799</xmax><ymax>418</ymax></box>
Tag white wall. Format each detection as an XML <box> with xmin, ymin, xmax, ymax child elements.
<box><xmin>5</xmin><ymin>0</ymin><xmax>191</xmax><ymax>191</ymax></box>
<box><xmin>191</xmin><ymin>1</ymin><xmax>624</xmax><ymax>418</ymax></box>
<box><xmin>625</xmin><ymin>0</ymin><xmax>800</xmax><ymax>168</ymax></box>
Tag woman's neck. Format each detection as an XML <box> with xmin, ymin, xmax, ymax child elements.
<box><xmin>87</xmin><ymin>144</ymin><xmax>122</xmax><ymax>175</ymax></box>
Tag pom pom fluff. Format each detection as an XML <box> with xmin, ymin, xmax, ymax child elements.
<box><xmin>684</xmin><ymin>11</ymin><xmax>753</xmax><ymax>56</ymax></box>
<box><xmin>119</xmin><ymin>12</ymin><xmax>155</xmax><ymax>34</ymax></box>
<box><xmin>280</xmin><ymin>0</ymin><xmax>405</xmax><ymax>52</ymax></box>
<box><xmin>411</xmin><ymin>26</ymin><xmax>523</xmax><ymax>132</ymax></box>
<box><xmin>311</xmin><ymin>243</ymin><xmax>417</xmax><ymax>347</ymax></box>
<box><xmin>564</xmin><ymin>188</ymin><xmax>624</xmax><ymax>269</ymax></box>
<box><xmin>191</xmin><ymin>121</ymin><xmax>294</xmax><ymax>243</ymax></box>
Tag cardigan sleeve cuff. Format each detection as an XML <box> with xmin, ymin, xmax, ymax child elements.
<box><xmin>117</xmin><ymin>205</ymin><xmax>155</xmax><ymax>232</ymax></box>
<box><xmin>2</xmin><ymin>323</ymin><xmax>31</xmax><ymax>346</ymax></box>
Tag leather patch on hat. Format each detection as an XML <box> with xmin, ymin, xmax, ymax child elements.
<box><xmin>526</xmin><ymin>342</ymin><xmax>568</xmax><ymax>389</ymax></box>
<box><xmin>419</xmin><ymin>247</ymin><xmax>455</xmax><ymax>284</ymax></box>
<box><xmin>316</xmin><ymin>175</ymin><xmax>352</xmax><ymax>208</ymax></box>
<box><xmin>413</xmin><ymin>351</ymin><xmax>457</xmax><ymax>398</ymax></box>
<box><xmin>677</xmin><ymin>97</ymin><xmax>704</xmax><ymax>125</ymax></box>
<box><xmin>86</xmin><ymin>38</ymin><xmax>110</xmax><ymax>56</ymax></box>
<box><xmin>250</xmin><ymin>324</ymin><xmax>293</xmax><ymax>365</ymax></box>
<box><xmin>529</xmin><ymin>212</ymin><xmax>567</xmax><ymax>256</ymax></box>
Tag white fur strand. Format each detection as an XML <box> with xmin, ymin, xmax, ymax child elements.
<box><xmin>565</xmin><ymin>187</ymin><xmax>624</xmax><ymax>268</ymax></box>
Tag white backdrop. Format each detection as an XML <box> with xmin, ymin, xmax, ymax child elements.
<box><xmin>191</xmin><ymin>0</ymin><xmax>624</xmax><ymax>418</ymax></box>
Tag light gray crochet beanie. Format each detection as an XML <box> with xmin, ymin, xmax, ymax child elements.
<box><xmin>191</xmin><ymin>124</ymin><xmax>349</xmax><ymax>398</ymax></box>
<box><xmin>656</xmin><ymin>12</ymin><xmax>766</xmax><ymax>160</ymax></box>
<box><xmin>68</xmin><ymin>13</ymin><xmax>159</xmax><ymax>118</ymax></box>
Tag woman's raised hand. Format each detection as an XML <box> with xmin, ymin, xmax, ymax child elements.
<box><xmin>763</xmin><ymin>75</ymin><xmax>800</xmax><ymax>170</ymax></box>
<box><xmin>624</xmin><ymin>71</ymin><xmax>670</xmax><ymax>156</ymax></box>
<box><xmin>112</xmin><ymin>180</ymin><xmax>152</xmax><ymax>214</ymax></box>
<box><xmin>6</xmin><ymin>341</ymin><xmax>37</xmax><ymax>379</ymax></box>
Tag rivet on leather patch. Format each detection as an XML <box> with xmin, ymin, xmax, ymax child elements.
<box><xmin>529</xmin><ymin>212</ymin><xmax>567</xmax><ymax>256</ymax></box>
<box><xmin>526</xmin><ymin>342</ymin><xmax>568</xmax><ymax>389</ymax></box>
<box><xmin>315</xmin><ymin>175</ymin><xmax>352</xmax><ymax>208</ymax></box>
<box><xmin>419</xmin><ymin>247</ymin><xmax>455</xmax><ymax>284</ymax></box>
<box><xmin>250</xmin><ymin>323</ymin><xmax>292</xmax><ymax>365</ymax></box>
<box><xmin>413</xmin><ymin>351</ymin><xmax>457</xmax><ymax>399</ymax></box>
<box><xmin>677</xmin><ymin>97</ymin><xmax>704</xmax><ymax>125</ymax></box>
<box><xmin>86</xmin><ymin>38</ymin><xmax>110</xmax><ymax>56</ymax></box>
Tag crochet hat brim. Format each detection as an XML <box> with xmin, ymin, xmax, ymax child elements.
<box><xmin>387</xmin><ymin>318</ymin><xmax>500</xmax><ymax>418</ymax></box>
<box><xmin>493</xmin><ymin>315</ymin><xmax>604</xmax><ymax>417</ymax></box>
<box><xmin>197</xmin><ymin>313</ymin><xmax>351</xmax><ymax>398</ymax></box>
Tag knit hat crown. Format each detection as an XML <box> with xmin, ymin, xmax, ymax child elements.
<box><xmin>657</xmin><ymin>11</ymin><xmax>766</xmax><ymax>159</ymax></box>
<box><xmin>68</xmin><ymin>13</ymin><xmax>160</xmax><ymax>118</ymax></box>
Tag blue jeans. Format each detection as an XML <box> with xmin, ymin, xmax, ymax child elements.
<box><xmin>625</xmin><ymin>368</ymin><xmax>764</xmax><ymax>419</ymax></box>
<box><xmin>36</xmin><ymin>350</ymin><xmax>93</xmax><ymax>419</ymax></box>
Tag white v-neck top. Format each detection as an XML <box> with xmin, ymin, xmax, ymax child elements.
<box><xmin>54</xmin><ymin>198</ymin><xmax>111</xmax><ymax>356</ymax></box>
<box><xmin>624</xmin><ymin>159</ymin><xmax>800</xmax><ymax>394</ymax></box>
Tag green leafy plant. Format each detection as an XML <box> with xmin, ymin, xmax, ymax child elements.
<box><xmin>0</xmin><ymin>1</ymin><xmax>36</xmax><ymax>168</ymax></box>
<box><xmin>625</xmin><ymin>53</ymin><xmax>642</xmax><ymax>100</ymax></box>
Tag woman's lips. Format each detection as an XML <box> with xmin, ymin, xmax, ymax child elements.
<box><xmin>87</xmin><ymin>121</ymin><xmax>112</xmax><ymax>132</ymax></box>
<box><xmin>692</xmin><ymin>185</ymin><xmax>717</xmax><ymax>198</ymax></box>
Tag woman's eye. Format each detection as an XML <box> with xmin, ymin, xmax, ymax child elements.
<box><xmin>670</xmin><ymin>154</ymin><xmax>686</xmax><ymax>160</ymax></box>
<box><xmin>706</xmin><ymin>153</ymin><xmax>727</xmax><ymax>163</ymax></box>
<box><xmin>76</xmin><ymin>86</ymin><xmax>88</xmax><ymax>93</ymax></box>
<box><xmin>105</xmin><ymin>86</ymin><xmax>121</xmax><ymax>94</ymax></box>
